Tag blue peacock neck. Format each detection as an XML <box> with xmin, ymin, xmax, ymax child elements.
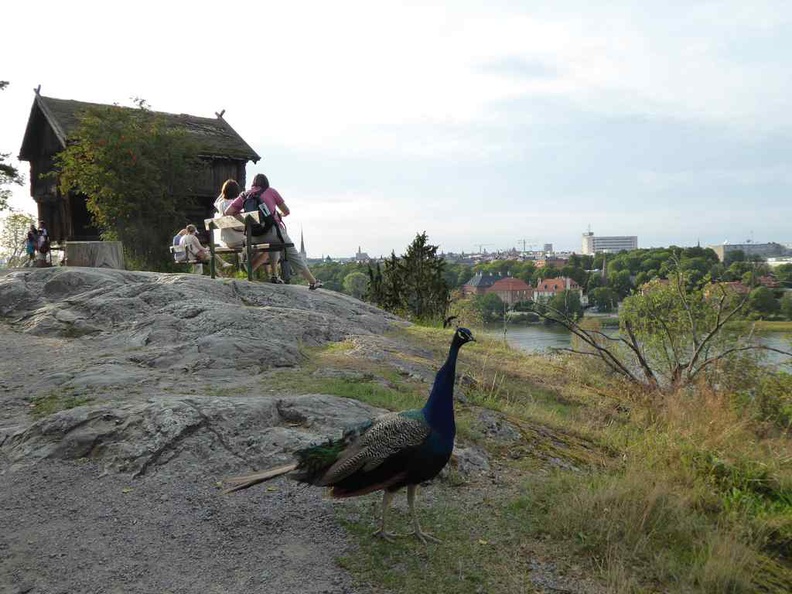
<box><xmin>422</xmin><ymin>339</ymin><xmax>462</xmax><ymax>440</ymax></box>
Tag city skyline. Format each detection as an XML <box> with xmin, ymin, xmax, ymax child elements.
<box><xmin>2</xmin><ymin>2</ymin><xmax>791</xmax><ymax>258</ymax></box>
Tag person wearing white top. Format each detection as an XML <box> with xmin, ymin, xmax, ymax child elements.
<box><xmin>213</xmin><ymin>179</ymin><xmax>245</xmax><ymax>248</ymax></box>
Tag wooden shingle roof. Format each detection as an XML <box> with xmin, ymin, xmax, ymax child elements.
<box><xmin>19</xmin><ymin>94</ymin><xmax>260</xmax><ymax>162</ymax></box>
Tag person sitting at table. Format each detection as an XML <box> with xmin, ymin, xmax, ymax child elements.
<box><xmin>179</xmin><ymin>225</ymin><xmax>232</xmax><ymax>270</ymax></box>
<box><xmin>223</xmin><ymin>173</ymin><xmax>323</xmax><ymax>289</ymax></box>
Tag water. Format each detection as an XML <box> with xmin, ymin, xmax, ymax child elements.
<box><xmin>483</xmin><ymin>323</ymin><xmax>573</xmax><ymax>352</ymax></box>
<box><xmin>485</xmin><ymin>323</ymin><xmax>792</xmax><ymax>367</ymax></box>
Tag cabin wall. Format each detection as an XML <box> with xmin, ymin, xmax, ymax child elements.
<box><xmin>194</xmin><ymin>159</ymin><xmax>248</xmax><ymax>197</ymax></box>
<box><xmin>184</xmin><ymin>159</ymin><xmax>248</xmax><ymax>241</ymax></box>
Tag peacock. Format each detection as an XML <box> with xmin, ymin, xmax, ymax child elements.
<box><xmin>224</xmin><ymin>327</ymin><xmax>476</xmax><ymax>543</ymax></box>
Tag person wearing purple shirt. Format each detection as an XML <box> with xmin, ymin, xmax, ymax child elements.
<box><xmin>224</xmin><ymin>173</ymin><xmax>323</xmax><ymax>289</ymax></box>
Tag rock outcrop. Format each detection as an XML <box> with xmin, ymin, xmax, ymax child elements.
<box><xmin>0</xmin><ymin>267</ymin><xmax>403</xmax><ymax>475</ymax></box>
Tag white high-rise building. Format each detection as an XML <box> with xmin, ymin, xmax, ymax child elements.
<box><xmin>581</xmin><ymin>232</ymin><xmax>638</xmax><ymax>255</ymax></box>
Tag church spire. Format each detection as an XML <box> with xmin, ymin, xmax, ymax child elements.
<box><xmin>299</xmin><ymin>227</ymin><xmax>307</xmax><ymax>260</ymax></box>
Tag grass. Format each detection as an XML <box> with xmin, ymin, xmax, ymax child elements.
<box><xmin>284</xmin><ymin>324</ymin><xmax>792</xmax><ymax>593</ymax></box>
<box><xmin>30</xmin><ymin>391</ymin><xmax>93</xmax><ymax>418</ymax></box>
<box><xmin>751</xmin><ymin>320</ymin><xmax>792</xmax><ymax>332</ymax></box>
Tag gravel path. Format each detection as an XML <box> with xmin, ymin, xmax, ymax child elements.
<box><xmin>0</xmin><ymin>459</ymin><xmax>357</xmax><ymax>594</ymax></box>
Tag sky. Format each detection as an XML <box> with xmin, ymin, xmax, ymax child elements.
<box><xmin>1</xmin><ymin>0</ymin><xmax>791</xmax><ymax>258</ymax></box>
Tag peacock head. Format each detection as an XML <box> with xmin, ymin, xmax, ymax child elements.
<box><xmin>454</xmin><ymin>327</ymin><xmax>475</xmax><ymax>347</ymax></box>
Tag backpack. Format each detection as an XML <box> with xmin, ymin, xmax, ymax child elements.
<box><xmin>241</xmin><ymin>190</ymin><xmax>277</xmax><ymax>237</ymax></box>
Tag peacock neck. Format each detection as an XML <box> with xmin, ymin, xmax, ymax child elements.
<box><xmin>422</xmin><ymin>340</ymin><xmax>461</xmax><ymax>438</ymax></box>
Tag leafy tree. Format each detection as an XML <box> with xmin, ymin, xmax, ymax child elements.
<box><xmin>773</xmin><ymin>264</ymin><xmax>792</xmax><ymax>288</ymax></box>
<box><xmin>546</xmin><ymin>290</ymin><xmax>583</xmax><ymax>322</ymax></box>
<box><xmin>342</xmin><ymin>271</ymin><xmax>369</xmax><ymax>299</ymax></box>
<box><xmin>311</xmin><ymin>261</ymin><xmax>370</xmax><ymax>292</ymax></box>
<box><xmin>532</xmin><ymin>266</ymin><xmax>560</xmax><ymax>285</ymax></box>
<box><xmin>0</xmin><ymin>211</ymin><xmax>35</xmax><ymax>267</ymax></box>
<box><xmin>608</xmin><ymin>269</ymin><xmax>633</xmax><ymax>298</ymax></box>
<box><xmin>475</xmin><ymin>260</ymin><xmax>511</xmax><ymax>276</ymax></box>
<box><xmin>528</xmin><ymin>266</ymin><xmax>791</xmax><ymax>391</ymax></box>
<box><xmin>54</xmin><ymin>102</ymin><xmax>201</xmax><ymax>270</ymax></box>
<box><xmin>443</xmin><ymin>262</ymin><xmax>473</xmax><ymax>289</ymax></box>
<box><xmin>586</xmin><ymin>273</ymin><xmax>604</xmax><ymax>291</ymax></box>
<box><xmin>446</xmin><ymin>289</ymin><xmax>484</xmax><ymax>327</ymax></box>
<box><xmin>588</xmin><ymin>287</ymin><xmax>618</xmax><ymax>312</ymax></box>
<box><xmin>0</xmin><ymin>82</ymin><xmax>24</xmax><ymax>212</ymax></box>
<box><xmin>680</xmin><ymin>256</ymin><xmax>711</xmax><ymax>288</ymax></box>
<box><xmin>559</xmin><ymin>264</ymin><xmax>588</xmax><ymax>287</ymax></box>
<box><xmin>747</xmin><ymin>287</ymin><xmax>780</xmax><ymax>319</ymax></box>
<box><xmin>781</xmin><ymin>293</ymin><xmax>792</xmax><ymax>321</ymax></box>
<box><xmin>513</xmin><ymin>261</ymin><xmax>537</xmax><ymax>285</ymax></box>
<box><xmin>723</xmin><ymin>250</ymin><xmax>745</xmax><ymax>267</ymax></box>
<box><xmin>0</xmin><ymin>155</ymin><xmax>23</xmax><ymax>213</ymax></box>
<box><xmin>473</xmin><ymin>292</ymin><xmax>506</xmax><ymax>323</ymax></box>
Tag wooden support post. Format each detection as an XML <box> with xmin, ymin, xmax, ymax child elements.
<box><xmin>245</xmin><ymin>215</ymin><xmax>254</xmax><ymax>281</ymax></box>
<box><xmin>208</xmin><ymin>221</ymin><xmax>217</xmax><ymax>279</ymax></box>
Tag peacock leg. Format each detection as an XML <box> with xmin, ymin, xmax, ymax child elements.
<box><xmin>371</xmin><ymin>490</ymin><xmax>397</xmax><ymax>541</ymax></box>
<box><xmin>406</xmin><ymin>484</ymin><xmax>441</xmax><ymax>544</ymax></box>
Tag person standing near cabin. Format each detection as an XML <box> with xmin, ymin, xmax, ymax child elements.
<box><xmin>25</xmin><ymin>224</ymin><xmax>38</xmax><ymax>267</ymax></box>
<box><xmin>223</xmin><ymin>173</ymin><xmax>323</xmax><ymax>289</ymax></box>
<box><xmin>36</xmin><ymin>220</ymin><xmax>50</xmax><ymax>267</ymax></box>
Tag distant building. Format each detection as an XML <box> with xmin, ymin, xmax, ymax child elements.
<box><xmin>299</xmin><ymin>229</ymin><xmax>307</xmax><ymax>261</ymax></box>
<box><xmin>486</xmin><ymin>277</ymin><xmax>532</xmax><ymax>305</ymax></box>
<box><xmin>355</xmin><ymin>246</ymin><xmax>371</xmax><ymax>263</ymax></box>
<box><xmin>702</xmin><ymin>281</ymin><xmax>750</xmax><ymax>298</ymax></box>
<box><xmin>708</xmin><ymin>242</ymin><xmax>791</xmax><ymax>262</ymax></box>
<box><xmin>581</xmin><ymin>231</ymin><xmax>638</xmax><ymax>255</ymax></box>
<box><xmin>535</xmin><ymin>257</ymin><xmax>568</xmax><ymax>269</ymax></box>
<box><xmin>543</xmin><ymin>243</ymin><xmax>553</xmax><ymax>253</ymax></box>
<box><xmin>767</xmin><ymin>257</ymin><xmax>792</xmax><ymax>268</ymax></box>
<box><xmin>533</xmin><ymin>277</ymin><xmax>582</xmax><ymax>301</ymax></box>
<box><xmin>461</xmin><ymin>271</ymin><xmax>500</xmax><ymax>296</ymax></box>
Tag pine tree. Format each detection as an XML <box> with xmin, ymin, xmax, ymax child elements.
<box><xmin>368</xmin><ymin>232</ymin><xmax>449</xmax><ymax>322</ymax></box>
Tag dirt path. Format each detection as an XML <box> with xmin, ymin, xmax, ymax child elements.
<box><xmin>0</xmin><ymin>459</ymin><xmax>357</xmax><ymax>594</ymax></box>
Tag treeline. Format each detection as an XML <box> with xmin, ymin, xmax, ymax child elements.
<box><xmin>312</xmin><ymin>232</ymin><xmax>450</xmax><ymax>323</ymax></box>
<box><xmin>312</xmin><ymin>244</ymin><xmax>792</xmax><ymax>322</ymax></box>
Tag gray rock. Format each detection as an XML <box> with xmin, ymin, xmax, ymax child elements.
<box><xmin>475</xmin><ymin>410</ymin><xmax>523</xmax><ymax>442</ymax></box>
<box><xmin>4</xmin><ymin>394</ymin><xmax>385</xmax><ymax>477</ymax></box>
<box><xmin>451</xmin><ymin>445</ymin><xmax>490</xmax><ymax>475</ymax></box>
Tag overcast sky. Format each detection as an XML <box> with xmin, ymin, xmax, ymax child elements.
<box><xmin>2</xmin><ymin>1</ymin><xmax>790</xmax><ymax>258</ymax></box>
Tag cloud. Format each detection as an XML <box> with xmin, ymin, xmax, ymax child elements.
<box><xmin>2</xmin><ymin>1</ymin><xmax>790</xmax><ymax>256</ymax></box>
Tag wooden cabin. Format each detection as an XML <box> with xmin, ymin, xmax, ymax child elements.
<box><xmin>18</xmin><ymin>92</ymin><xmax>260</xmax><ymax>243</ymax></box>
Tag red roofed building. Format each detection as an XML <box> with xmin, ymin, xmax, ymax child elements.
<box><xmin>758</xmin><ymin>275</ymin><xmax>780</xmax><ymax>289</ymax></box>
<box><xmin>486</xmin><ymin>277</ymin><xmax>533</xmax><ymax>305</ymax></box>
<box><xmin>533</xmin><ymin>277</ymin><xmax>582</xmax><ymax>301</ymax></box>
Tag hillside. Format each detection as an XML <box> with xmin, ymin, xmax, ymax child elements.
<box><xmin>1</xmin><ymin>268</ymin><xmax>788</xmax><ymax>594</ymax></box>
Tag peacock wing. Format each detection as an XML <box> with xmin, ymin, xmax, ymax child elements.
<box><xmin>317</xmin><ymin>411</ymin><xmax>430</xmax><ymax>486</ymax></box>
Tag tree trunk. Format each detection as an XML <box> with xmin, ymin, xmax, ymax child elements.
<box><xmin>64</xmin><ymin>241</ymin><xmax>125</xmax><ymax>269</ymax></box>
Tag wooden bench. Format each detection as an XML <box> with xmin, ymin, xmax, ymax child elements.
<box><xmin>169</xmin><ymin>244</ymin><xmax>207</xmax><ymax>275</ymax></box>
<box><xmin>203</xmin><ymin>212</ymin><xmax>294</xmax><ymax>281</ymax></box>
